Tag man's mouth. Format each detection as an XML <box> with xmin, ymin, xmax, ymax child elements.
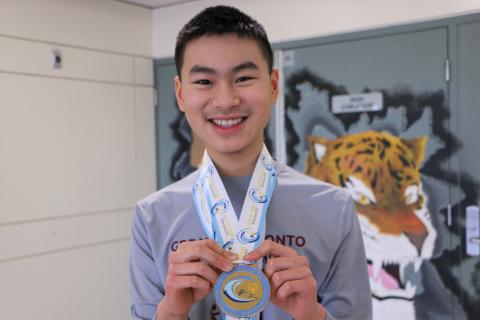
<box><xmin>208</xmin><ymin>117</ymin><xmax>247</xmax><ymax>128</ymax></box>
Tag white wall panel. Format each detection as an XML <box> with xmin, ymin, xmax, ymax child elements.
<box><xmin>0</xmin><ymin>209</ymin><xmax>132</xmax><ymax>261</ymax></box>
<box><xmin>0</xmin><ymin>240</ymin><xmax>131</xmax><ymax>320</ymax></box>
<box><xmin>0</xmin><ymin>73</ymin><xmax>136</xmax><ymax>224</ymax></box>
<box><xmin>0</xmin><ymin>36</ymin><xmax>134</xmax><ymax>84</ymax></box>
<box><xmin>153</xmin><ymin>0</ymin><xmax>480</xmax><ymax>58</ymax></box>
<box><xmin>135</xmin><ymin>87</ymin><xmax>157</xmax><ymax>200</ymax></box>
<box><xmin>0</xmin><ymin>0</ymin><xmax>152</xmax><ymax>56</ymax></box>
<box><xmin>134</xmin><ymin>57</ymin><xmax>155</xmax><ymax>86</ymax></box>
<box><xmin>0</xmin><ymin>1</ymin><xmax>154</xmax><ymax>319</ymax></box>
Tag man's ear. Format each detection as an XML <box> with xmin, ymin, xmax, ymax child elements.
<box><xmin>270</xmin><ymin>68</ymin><xmax>280</xmax><ymax>103</ymax></box>
<box><xmin>174</xmin><ymin>76</ymin><xmax>185</xmax><ymax>112</ymax></box>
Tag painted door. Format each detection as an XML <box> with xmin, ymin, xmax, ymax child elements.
<box><xmin>448</xmin><ymin>20</ymin><xmax>480</xmax><ymax>320</ymax></box>
<box><xmin>155</xmin><ymin>62</ymin><xmax>183</xmax><ymax>188</ymax></box>
<box><xmin>281</xmin><ymin>27</ymin><xmax>467</xmax><ymax>319</ymax></box>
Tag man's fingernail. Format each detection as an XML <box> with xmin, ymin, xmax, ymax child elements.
<box><xmin>223</xmin><ymin>261</ymin><xmax>233</xmax><ymax>271</ymax></box>
<box><xmin>227</xmin><ymin>252</ymin><xmax>238</xmax><ymax>260</ymax></box>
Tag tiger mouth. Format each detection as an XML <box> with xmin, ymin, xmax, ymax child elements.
<box><xmin>367</xmin><ymin>259</ymin><xmax>420</xmax><ymax>300</ymax></box>
<box><xmin>367</xmin><ymin>259</ymin><xmax>404</xmax><ymax>290</ymax></box>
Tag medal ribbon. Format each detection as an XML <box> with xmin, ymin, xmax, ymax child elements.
<box><xmin>192</xmin><ymin>144</ymin><xmax>276</xmax><ymax>319</ymax></box>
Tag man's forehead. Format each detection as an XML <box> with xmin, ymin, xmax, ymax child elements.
<box><xmin>181</xmin><ymin>34</ymin><xmax>268</xmax><ymax>74</ymax></box>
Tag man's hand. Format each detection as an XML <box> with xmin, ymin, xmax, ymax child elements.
<box><xmin>244</xmin><ymin>240</ymin><xmax>326</xmax><ymax>320</ymax></box>
<box><xmin>157</xmin><ymin>239</ymin><xmax>237</xmax><ymax>320</ymax></box>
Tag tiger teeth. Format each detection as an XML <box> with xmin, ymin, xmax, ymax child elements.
<box><xmin>405</xmin><ymin>282</ymin><xmax>417</xmax><ymax>295</ymax></box>
<box><xmin>211</xmin><ymin>118</ymin><xmax>243</xmax><ymax>128</ymax></box>
<box><xmin>372</xmin><ymin>258</ymin><xmax>382</xmax><ymax>279</ymax></box>
<box><xmin>413</xmin><ymin>260</ymin><xmax>422</xmax><ymax>272</ymax></box>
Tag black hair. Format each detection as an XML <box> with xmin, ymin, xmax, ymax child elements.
<box><xmin>174</xmin><ymin>5</ymin><xmax>273</xmax><ymax>78</ymax></box>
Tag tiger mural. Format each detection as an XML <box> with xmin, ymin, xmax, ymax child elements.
<box><xmin>306</xmin><ymin>130</ymin><xmax>437</xmax><ymax>319</ymax></box>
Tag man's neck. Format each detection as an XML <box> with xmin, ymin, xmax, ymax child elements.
<box><xmin>206</xmin><ymin>143</ymin><xmax>263</xmax><ymax>177</ymax></box>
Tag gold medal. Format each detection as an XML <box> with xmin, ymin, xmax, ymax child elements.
<box><xmin>214</xmin><ymin>265</ymin><xmax>270</xmax><ymax>318</ymax></box>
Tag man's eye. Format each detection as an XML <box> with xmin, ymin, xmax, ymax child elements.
<box><xmin>236</xmin><ymin>76</ymin><xmax>254</xmax><ymax>83</ymax></box>
<box><xmin>194</xmin><ymin>79</ymin><xmax>212</xmax><ymax>85</ymax></box>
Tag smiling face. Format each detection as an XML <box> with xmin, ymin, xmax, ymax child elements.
<box><xmin>175</xmin><ymin>34</ymin><xmax>279</xmax><ymax>164</ymax></box>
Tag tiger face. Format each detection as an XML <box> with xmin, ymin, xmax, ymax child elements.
<box><xmin>306</xmin><ymin>131</ymin><xmax>437</xmax><ymax>302</ymax></box>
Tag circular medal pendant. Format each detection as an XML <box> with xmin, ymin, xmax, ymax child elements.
<box><xmin>214</xmin><ymin>265</ymin><xmax>270</xmax><ymax>318</ymax></box>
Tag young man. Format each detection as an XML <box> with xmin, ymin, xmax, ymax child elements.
<box><xmin>130</xmin><ymin>6</ymin><xmax>371</xmax><ymax>320</ymax></box>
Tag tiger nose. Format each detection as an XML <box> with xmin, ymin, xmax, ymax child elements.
<box><xmin>404</xmin><ymin>231</ymin><xmax>428</xmax><ymax>255</ymax></box>
<box><xmin>403</xmin><ymin>210</ymin><xmax>428</xmax><ymax>255</ymax></box>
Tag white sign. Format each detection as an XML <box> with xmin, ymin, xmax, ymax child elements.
<box><xmin>331</xmin><ymin>92</ymin><xmax>383</xmax><ymax>114</ymax></box>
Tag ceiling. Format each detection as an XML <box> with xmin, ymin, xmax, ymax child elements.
<box><xmin>114</xmin><ymin>0</ymin><xmax>199</xmax><ymax>9</ymax></box>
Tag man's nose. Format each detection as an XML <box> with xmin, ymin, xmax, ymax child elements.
<box><xmin>212</xmin><ymin>83</ymin><xmax>240</xmax><ymax>109</ymax></box>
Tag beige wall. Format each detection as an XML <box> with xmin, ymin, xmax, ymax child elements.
<box><xmin>153</xmin><ymin>0</ymin><xmax>480</xmax><ymax>58</ymax></box>
<box><xmin>0</xmin><ymin>0</ymin><xmax>155</xmax><ymax>319</ymax></box>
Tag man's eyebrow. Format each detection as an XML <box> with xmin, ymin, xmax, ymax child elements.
<box><xmin>188</xmin><ymin>62</ymin><xmax>259</xmax><ymax>75</ymax></box>
<box><xmin>232</xmin><ymin>62</ymin><xmax>259</xmax><ymax>73</ymax></box>
<box><xmin>189</xmin><ymin>65</ymin><xmax>216</xmax><ymax>75</ymax></box>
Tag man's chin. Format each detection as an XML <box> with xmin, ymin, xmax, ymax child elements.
<box><xmin>205</xmin><ymin>139</ymin><xmax>258</xmax><ymax>155</ymax></box>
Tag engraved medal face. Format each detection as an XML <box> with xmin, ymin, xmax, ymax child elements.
<box><xmin>214</xmin><ymin>265</ymin><xmax>270</xmax><ymax>317</ymax></box>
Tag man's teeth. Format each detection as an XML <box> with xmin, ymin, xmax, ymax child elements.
<box><xmin>211</xmin><ymin>118</ymin><xmax>243</xmax><ymax>128</ymax></box>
